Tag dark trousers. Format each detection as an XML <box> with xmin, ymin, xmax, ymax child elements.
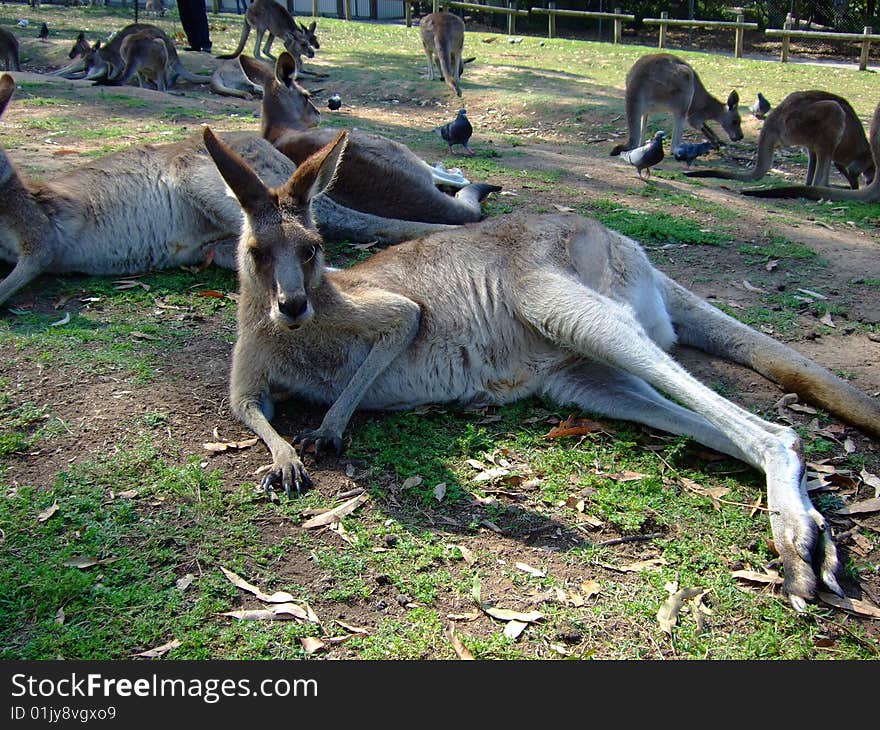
<box><xmin>178</xmin><ymin>0</ymin><xmax>212</xmax><ymax>50</ymax></box>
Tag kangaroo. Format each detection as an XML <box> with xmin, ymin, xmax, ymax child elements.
<box><xmin>0</xmin><ymin>28</ymin><xmax>21</xmax><ymax>72</ymax></box>
<box><xmin>144</xmin><ymin>0</ymin><xmax>167</xmax><ymax>16</ymax></box>
<box><xmin>742</xmin><ymin>99</ymin><xmax>880</xmax><ymax>201</ymax></box>
<box><xmin>610</xmin><ymin>53</ymin><xmax>742</xmax><ymax>156</ymax></box>
<box><xmin>106</xmin><ymin>30</ymin><xmax>171</xmax><ymax>92</ymax></box>
<box><xmin>50</xmin><ymin>31</ymin><xmax>91</xmax><ymax>78</ymax></box>
<box><xmin>81</xmin><ymin>24</ymin><xmax>211</xmax><ymax>87</ymax></box>
<box><xmin>205</xmin><ymin>125</ymin><xmax>880</xmax><ymax>611</ymax></box>
<box><xmin>420</xmin><ymin>11</ymin><xmax>466</xmax><ymax>97</ymax></box>
<box><xmin>210</xmin><ymin>56</ymin><xmax>266</xmax><ymax>100</ymax></box>
<box><xmin>242</xmin><ymin>53</ymin><xmax>499</xmax><ymax>244</ymax></box>
<box><xmin>217</xmin><ymin>0</ymin><xmax>315</xmax><ymax>73</ymax></box>
<box><xmin>686</xmin><ymin>91</ymin><xmax>875</xmax><ymax>189</ymax></box>
<box><xmin>0</xmin><ymin>74</ymin><xmax>296</xmax><ymax>308</ymax></box>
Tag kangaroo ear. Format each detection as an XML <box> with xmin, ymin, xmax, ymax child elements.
<box><xmin>0</xmin><ymin>75</ymin><xmax>15</xmax><ymax>119</ymax></box>
<box><xmin>280</xmin><ymin>130</ymin><xmax>348</xmax><ymax>208</ymax></box>
<box><xmin>239</xmin><ymin>54</ymin><xmax>271</xmax><ymax>87</ymax></box>
<box><xmin>92</xmin><ymin>40</ymin><xmax>101</xmax><ymax>50</ymax></box>
<box><xmin>727</xmin><ymin>90</ymin><xmax>739</xmax><ymax>109</ymax></box>
<box><xmin>308</xmin><ymin>21</ymin><xmax>316</xmax><ymax>32</ymax></box>
<box><xmin>203</xmin><ymin>127</ymin><xmax>274</xmax><ymax>216</ymax></box>
<box><xmin>275</xmin><ymin>52</ymin><xmax>297</xmax><ymax>86</ymax></box>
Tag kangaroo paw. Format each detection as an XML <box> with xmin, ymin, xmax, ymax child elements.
<box><xmin>294</xmin><ymin>429</ymin><xmax>344</xmax><ymax>460</ymax></box>
<box><xmin>260</xmin><ymin>449</ymin><xmax>313</xmax><ymax>498</ymax></box>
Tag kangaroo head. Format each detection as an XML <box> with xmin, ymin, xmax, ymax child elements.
<box><xmin>203</xmin><ymin>126</ymin><xmax>348</xmax><ymax>329</ymax></box>
<box><xmin>299</xmin><ymin>21</ymin><xmax>319</xmax><ymax>50</ymax></box>
<box><xmin>284</xmin><ymin>27</ymin><xmax>314</xmax><ymax>60</ymax></box>
<box><xmin>69</xmin><ymin>31</ymin><xmax>89</xmax><ymax>59</ymax></box>
<box><xmin>722</xmin><ymin>90</ymin><xmax>744</xmax><ymax>142</ymax></box>
<box><xmin>244</xmin><ymin>53</ymin><xmax>320</xmax><ymax>140</ymax></box>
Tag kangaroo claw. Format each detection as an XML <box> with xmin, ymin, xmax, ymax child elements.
<box><xmin>294</xmin><ymin>429</ymin><xmax>344</xmax><ymax>460</ymax></box>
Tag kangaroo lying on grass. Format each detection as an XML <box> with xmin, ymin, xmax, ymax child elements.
<box><xmin>610</xmin><ymin>53</ymin><xmax>742</xmax><ymax>156</ymax></box>
<box><xmin>419</xmin><ymin>11</ymin><xmax>468</xmax><ymax>97</ymax></box>
<box><xmin>742</xmin><ymin>99</ymin><xmax>880</xmax><ymax>201</ymax></box>
<box><xmin>106</xmin><ymin>29</ymin><xmax>171</xmax><ymax>91</ymax></box>
<box><xmin>0</xmin><ymin>74</ymin><xmax>295</xmax><ymax>308</ymax></box>
<box><xmin>0</xmin><ymin>28</ymin><xmax>22</xmax><ymax>72</ymax></box>
<box><xmin>686</xmin><ymin>91</ymin><xmax>875</xmax><ymax>189</ymax></box>
<box><xmin>205</xmin><ymin>125</ymin><xmax>880</xmax><ymax>610</ymax></box>
<box><xmin>210</xmin><ymin>56</ymin><xmax>266</xmax><ymax>100</ymax></box>
<box><xmin>243</xmin><ymin>53</ymin><xmax>500</xmax><ymax>243</ymax></box>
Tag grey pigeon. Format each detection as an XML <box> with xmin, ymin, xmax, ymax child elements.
<box><xmin>435</xmin><ymin>108</ymin><xmax>473</xmax><ymax>156</ymax></box>
<box><xmin>327</xmin><ymin>93</ymin><xmax>341</xmax><ymax>111</ymax></box>
<box><xmin>620</xmin><ymin>131</ymin><xmax>665</xmax><ymax>178</ymax></box>
<box><xmin>750</xmin><ymin>92</ymin><xmax>771</xmax><ymax>119</ymax></box>
<box><xmin>38</xmin><ymin>22</ymin><xmax>49</xmax><ymax>41</ymax></box>
<box><xmin>673</xmin><ymin>141</ymin><xmax>713</xmax><ymax>168</ymax></box>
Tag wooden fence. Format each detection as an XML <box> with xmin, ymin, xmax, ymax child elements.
<box><xmin>529</xmin><ymin>5</ymin><xmax>635</xmax><ymax>44</ymax></box>
<box><xmin>642</xmin><ymin>12</ymin><xmax>757</xmax><ymax>58</ymax></box>
<box><xmin>766</xmin><ymin>15</ymin><xmax>878</xmax><ymax>70</ymax></box>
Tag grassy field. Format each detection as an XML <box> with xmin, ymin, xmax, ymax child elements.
<box><xmin>1</xmin><ymin>6</ymin><xmax>879</xmax><ymax>661</ymax></box>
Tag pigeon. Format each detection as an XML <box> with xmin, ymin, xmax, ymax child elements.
<box><xmin>620</xmin><ymin>131</ymin><xmax>665</xmax><ymax>178</ymax></box>
<box><xmin>435</xmin><ymin>108</ymin><xmax>473</xmax><ymax>156</ymax></box>
<box><xmin>750</xmin><ymin>92</ymin><xmax>771</xmax><ymax>119</ymax></box>
<box><xmin>672</xmin><ymin>141</ymin><xmax>714</xmax><ymax>168</ymax></box>
<box><xmin>38</xmin><ymin>22</ymin><xmax>49</xmax><ymax>41</ymax></box>
<box><xmin>327</xmin><ymin>93</ymin><xmax>341</xmax><ymax>111</ymax></box>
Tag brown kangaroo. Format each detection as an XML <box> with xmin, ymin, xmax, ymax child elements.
<box><xmin>0</xmin><ymin>74</ymin><xmax>295</xmax><ymax>308</ymax></box>
<box><xmin>0</xmin><ymin>28</ymin><xmax>21</xmax><ymax>72</ymax></box>
<box><xmin>610</xmin><ymin>53</ymin><xmax>742</xmax><ymax>156</ymax></box>
<box><xmin>205</xmin><ymin>125</ymin><xmax>880</xmax><ymax>611</ymax></box>
<box><xmin>241</xmin><ymin>53</ymin><xmax>499</xmax><ymax>244</ymax></box>
<box><xmin>210</xmin><ymin>56</ymin><xmax>266</xmax><ymax>100</ymax></box>
<box><xmin>108</xmin><ymin>30</ymin><xmax>171</xmax><ymax>92</ymax></box>
<box><xmin>217</xmin><ymin>0</ymin><xmax>316</xmax><ymax>75</ymax></box>
<box><xmin>689</xmin><ymin>91</ymin><xmax>876</xmax><ymax>189</ymax></box>
<box><xmin>742</xmin><ymin>99</ymin><xmax>880</xmax><ymax>201</ymax></box>
<box><xmin>420</xmin><ymin>11</ymin><xmax>466</xmax><ymax>97</ymax></box>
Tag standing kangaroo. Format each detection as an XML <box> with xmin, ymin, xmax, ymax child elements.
<box><xmin>420</xmin><ymin>11</ymin><xmax>466</xmax><ymax>97</ymax></box>
<box><xmin>742</xmin><ymin>99</ymin><xmax>880</xmax><ymax>201</ymax></box>
<box><xmin>610</xmin><ymin>53</ymin><xmax>742</xmax><ymax>156</ymax></box>
<box><xmin>204</xmin><ymin>125</ymin><xmax>880</xmax><ymax>611</ymax></box>
<box><xmin>0</xmin><ymin>74</ymin><xmax>296</xmax><ymax>308</ymax></box>
<box><xmin>241</xmin><ymin>53</ymin><xmax>499</xmax><ymax>244</ymax></box>
<box><xmin>686</xmin><ymin>91</ymin><xmax>875</xmax><ymax>189</ymax></box>
<box><xmin>217</xmin><ymin>0</ymin><xmax>315</xmax><ymax>73</ymax></box>
<box><xmin>0</xmin><ymin>28</ymin><xmax>21</xmax><ymax>72</ymax></box>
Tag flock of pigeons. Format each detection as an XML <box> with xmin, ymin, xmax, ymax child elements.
<box><xmin>615</xmin><ymin>92</ymin><xmax>772</xmax><ymax>179</ymax></box>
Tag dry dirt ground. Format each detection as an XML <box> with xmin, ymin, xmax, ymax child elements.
<box><xmin>2</xmin><ymin>29</ymin><xmax>880</xmax><ymax>657</ymax></box>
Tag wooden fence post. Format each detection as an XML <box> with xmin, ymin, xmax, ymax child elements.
<box><xmin>432</xmin><ymin>0</ymin><xmax>439</xmax><ymax>13</ymax></box>
<box><xmin>614</xmin><ymin>7</ymin><xmax>622</xmax><ymax>45</ymax></box>
<box><xmin>344</xmin><ymin>0</ymin><xmax>351</xmax><ymax>21</ymax></box>
<box><xmin>405</xmin><ymin>1</ymin><xmax>411</xmax><ymax>27</ymax></box>
<box><xmin>658</xmin><ymin>11</ymin><xmax>668</xmax><ymax>49</ymax></box>
<box><xmin>734</xmin><ymin>13</ymin><xmax>744</xmax><ymax>58</ymax></box>
<box><xmin>860</xmin><ymin>26</ymin><xmax>873</xmax><ymax>70</ymax></box>
<box><xmin>508</xmin><ymin>1</ymin><xmax>516</xmax><ymax>35</ymax></box>
<box><xmin>781</xmin><ymin>14</ymin><xmax>791</xmax><ymax>63</ymax></box>
<box><xmin>286</xmin><ymin>0</ymin><xmax>293</xmax><ymax>13</ymax></box>
<box><xmin>548</xmin><ymin>1</ymin><xmax>556</xmax><ymax>39</ymax></box>
<box><xmin>313</xmin><ymin>0</ymin><xmax>319</xmax><ymax>18</ymax></box>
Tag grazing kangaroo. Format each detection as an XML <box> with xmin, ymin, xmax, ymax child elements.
<box><xmin>242</xmin><ymin>53</ymin><xmax>499</xmax><ymax>244</ymax></box>
<box><xmin>686</xmin><ymin>91</ymin><xmax>875</xmax><ymax>189</ymax></box>
<box><xmin>743</xmin><ymin>99</ymin><xmax>880</xmax><ymax>201</ymax></box>
<box><xmin>610</xmin><ymin>53</ymin><xmax>742</xmax><ymax>156</ymax></box>
<box><xmin>420</xmin><ymin>11</ymin><xmax>466</xmax><ymax>97</ymax></box>
<box><xmin>217</xmin><ymin>0</ymin><xmax>315</xmax><ymax>72</ymax></box>
<box><xmin>0</xmin><ymin>74</ymin><xmax>296</xmax><ymax>308</ymax></box>
<box><xmin>210</xmin><ymin>56</ymin><xmax>266</xmax><ymax>100</ymax></box>
<box><xmin>107</xmin><ymin>30</ymin><xmax>171</xmax><ymax>91</ymax></box>
<box><xmin>205</xmin><ymin>125</ymin><xmax>880</xmax><ymax>611</ymax></box>
<box><xmin>0</xmin><ymin>29</ymin><xmax>21</xmax><ymax>72</ymax></box>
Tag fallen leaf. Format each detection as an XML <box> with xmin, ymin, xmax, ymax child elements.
<box><xmin>797</xmin><ymin>287</ymin><xmax>827</xmax><ymax>300</ymax></box>
<box><xmin>220</xmin><ymin>566</ymin><xmax>297</xmax><ymax>603</ymax></box>
<box><xmin>606</xmin><ymin>470</ymin><xmax>647</xmax><ymax>482</ymax></box>
<box><xmin>223</xmin><ymin>602</ymin><xmax>314</xmax><ymax>622</ymax></box>
<box><xmin>64</xmin><ymin>556</ymin><xmax>100</xmax><ymax>569</ymax></box>
<box><xmin>788</xmin><ymin>403</ymin><xmax>818</xmax><ymax>415</ymax></box>
<box><xmin>620</xmin><ymin>558</ymin><xmax>667</xmax><ymax>572</ymax></box>
<box><xmin>176</xmin><ymin>574</ymin><xmax>195</xmax><ymax>591</ymax></box>
<box><xmin>580</xmin><ymin>580</ymin><xmax>601</xmax><ymax>599</ymax></box>
<box><xmin>471</xmin><ymin>467</ymin><xmax>510</xmax><ymax>483</ymax></box>
<box><xmin>448</xmin><ymin>544</ymin><xmax>475</xmax><ymax>565</ymax></box>
<box><xmin>731</xmin><ymin>569</ymin><xmax>783</xmax><ymax>585</ymax></box>
<box><xmin>544</xmin><ymin>414</ymin><xmax>606</xmax><ymax>439</ymax></box>
<box><xmin>553</xmin><ymin>204</ymin><xmax>575</xmax><ymax>213</ymax></box>
<box><xmin>196</xmin><ymin>290</ymin><xmax>226</xmax><ymax>298</ymax></box>
<box><xmin>49</xmin><ymin>312</ymin><xmax>70</xmax><ymax>327</ymax></box>
<box><xmin>444</xmin><ymin>622</ymin><xmax>475</xmax><ymax>659</ymax></box>
<box><xmin>481</xmin><ymin>606</ymin><xmax>544</xmax><ymax>623</ymax></box>
<box><xmin>860</xmin><ymin>469</ymin><xmax>880</xmax><ymax>497</ymax></box>
<box><xmin>37</xmin><ymin>502</ymin><xmax>59</xmax><ymax>523</ymax></box>
<box><xmin>742</xmin><ymin>279</ymin><xmax>765</xmax><ymax>293</ymax></box>
<box><xmin>55</xmin><ymin>607</ymin><xmax>65</xmax><ymax>625</ymax></box>
<box><xmin>335</xmin><ymin>620</ymin><xmax>369</xmax><ymax>635</ymax></box>
<box><xmin>465</xmin><ymin>459</ymin><xmax>487</xmax><ymax>471</ymax></box>
<box><xmin>515</xmin><ymin>562</ymin><xmax>546</xmax><ymax>578</ymax></box>
<box><xmin>433</xmin><ymin>482</ymin><xmax>447</xmax><ymax>502</ymax></box>
<box><xmin>301</xmin><ymin>492</ymin><xmax>369</xmax><ymax>529</ymax></box>
<box><xmin>820</xmin><ymin>312</ymin><xmax>835</xmax><ymax>328</ymax></box>
<box><xmin>657</xmin><ymin>587</ymin><xmax>706</xmax><ymax>634</ymax></box>
<box><xmin>328</xmin><ymin>520</ymin><xmax>357</xmax><ymax>545</ymax></box>
<box><xmin>116</xmin><ymin>489</ymin><xmax>139</xmax><ymax>499</ymax></box>
<box><xmin>300</xmin><ymin>637</ymin><xmax>326</xmax><ymax>654</ymax></box>
<box><xmin>504</xmin><ymin>620</ymin><xmax>529</xmax><ymax>639</ymax></box>
<box><xmin>133</xmin><ymin>639</ymin><xmax>181</xmax><ymax>658</ymax></box>
<box><xmin>202</xmin><ymin>437</ymin><xmax>259</xmax><ymax>453</ymax></box>
<box><xmin>679</xmin><ymin>477</ymin><xmax>730</xmax><ymax>509</ymax></box>
<box><xmin>765</xmin><ymin>259</ymin><xmax>778</xmax><ymax>272</ymax></box>
<box><xmin>836</xmin><ymin>498</ymin><xmax>880</xmax><ymax>516</ymax></box>
<box><xmin>401</xmin><ymin>475</ymin><xmax>423</xmax><ymax>490</ymax></box>
<box><xmin>818</xmin><ymin>592</ymin><xmax>880</xmax><ymax>618</ymax></box>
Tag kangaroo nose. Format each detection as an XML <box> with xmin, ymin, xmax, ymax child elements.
<box><xmin>278</xmin><ymin>293</ymin><xmax>308</xmax><ymax>321</ymax></box>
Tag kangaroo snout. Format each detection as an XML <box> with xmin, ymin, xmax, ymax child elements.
<box><xmin>275</xmin><ymin>291</ymin><xmax>311</xmax><ymax>326</ymax></box>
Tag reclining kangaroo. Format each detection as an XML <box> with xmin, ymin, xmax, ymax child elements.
<box><xmin>205</xmin><ymin>125</ymin><xmax>880</xmax><ymax>611</ymax></box>
<box><xmin>420</xmin><ymin>11</ymin><xmax>467</xmax><ymax>97</ymax></box>
<box><xmin>687</xmin><ymin>91</ymin><xmax>875</xmax><ymax>189</ymax></box>
<box><xmin>610</xmin><ymin>53</ymin><xmax>742</xmax><ymax>156</ymax></box>
<box><xmin>217</xmin><ymin>0</ymin><xmax>317</xmax><ymax>76</ymax></box>
<box><xmin>0</xmin><ymin>74</ymin><xmax>295</xmax><ymax>308</ymax></box>
<box><xmin>106</xmin><ymin>30</ymin><xmax>171</xmax><ymax>92</ymax></box>
<box><xmin>742</xmin><ymin>99</ymin><xmax>880</xmax><ymax>201</ymax></box>
<box><xmin>0</xmin><ymin>28</ymin><xmax>22</xmax><ymax>72</ymax></box>
<box><xmin>50</xmin><ymin>31</ymin><xmax>91</xmax><ymax>78</ymax></box>
<box><xmin>210</xmin><ymin>57</ymin><xmax>266</xmax><ymax>100</ymax></box>
<box><xmin>242</xmin><ymin>53</ymin><xmax>500</xmax><ymax>244</ymax></box>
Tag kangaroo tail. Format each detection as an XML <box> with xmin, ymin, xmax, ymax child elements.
<box><xmin>209</xmin><ymin>77</ymin><xmax>253</xmax><ymax>100</ymax></box>
<box><xmin>661</xmin><ymin>274</ymin><xmax>880</xmax><ymax>439</ymax></box>
<box><xmin>453</xmin><ymin>183</ymin><xmax>502</xmax><ymax>218</ymax></box>
<box><xmin>173</xmin><ymin>64</ymin><xmax>212</xmax><ymax>84</ymax></box>
<box><xmin>684</xmin><ymin>166</ymin><xmax>764</xmax><ymax>181</ymax></box>
<box><xmin>217</xmin><ymin>19</ymin><xmax>250</xmax><ymax>59</ymax></box>
<box><xmin>435</xmin><ymin>37</ymin><xmax>460</xmax><ymax>97</ymax></box>
<box><xmin>742</xmin><ymin>182</ymin><xmax>879</xmax><ymax>201</ymax></box>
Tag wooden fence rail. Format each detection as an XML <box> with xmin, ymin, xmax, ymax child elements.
<box><xmin>643</xmin><ymin>12</ymin><xmax>757</xmax><ymax>58</ymax></box>
<box><xmin>529</xmin><ymin>5</ymin><xmax>635</xmax><ymax>43</ymax></box>
<box><xmin>766</xmin><ymin>17</ymin><xmax>878</xmax><ymax>70</ymax></box>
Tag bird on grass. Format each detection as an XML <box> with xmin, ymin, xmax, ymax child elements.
<box><xmin>673</xmin><ymin>141</ymin><xmax>714</xmax><ymax>168</ymax></box>
<box><xmin>620</xmin><ymin>131</ymin><xmax>665</xmax><ymax>179</ymax></box>
<box><xmin>435</xmin><ymin>108</ymin><xmax>474</xmax><ymax>156</ymax></box>
<box><xmin>327</xmin><ymin>93</ymin><xmax>341</xmax><ymax>111</ymax></box>
<box><xmin>750</xmin><ymin>92</ymin><xmax>771</xmax><ymax>119</ymax></box>
<box><xmin>38</xmin><ymin>22</ymin><xmax>49</xmax><ymax>41</ymax></box>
